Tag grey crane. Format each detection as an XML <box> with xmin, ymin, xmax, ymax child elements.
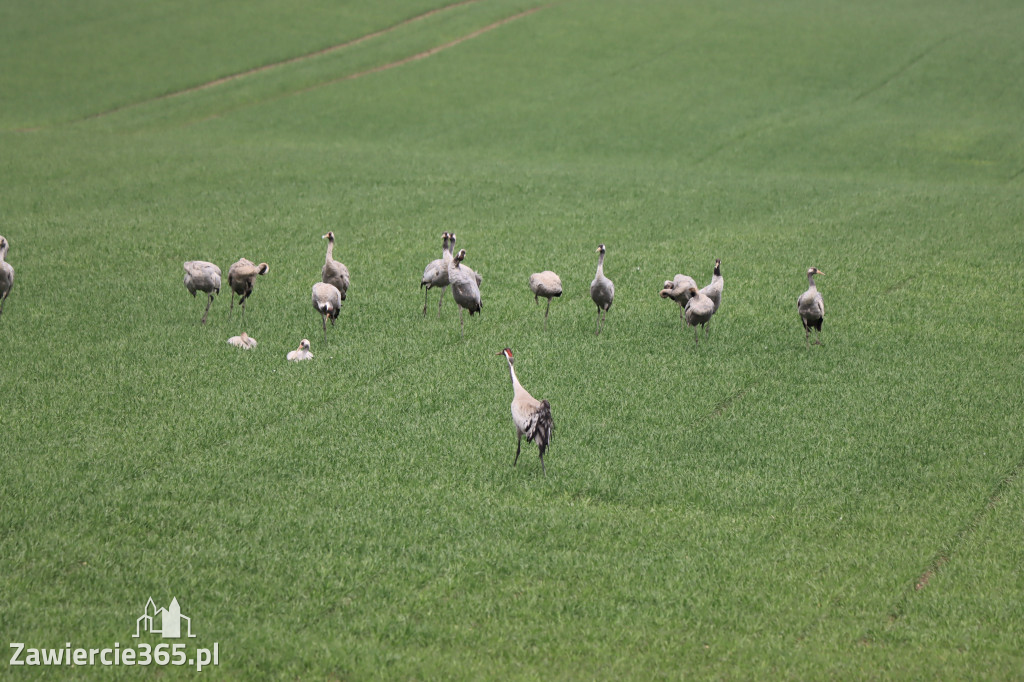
<box><xmin>449</xmin><ymin>233</ymin><xmax>482</xmax><ymax>286</ymax></box>
<box><xmin>498</xmin><ymin>348</ymin><xmax>554</xmax><ymax>475</ymax></box>
<box><xmin>529</xmin><ymin>270</ymin><xmax>562</xmax><ymax>329</ymax></box>
<box><xmin>590</xmin><ymin>244</ymin><xmax>614</xmax><ymax>335</ymax></box>
<box><xmin>448</xmin><ymin>248</ymin><xmax>481</xmax><ymax>339</ymax></box>
<box><xmin>183</xmin><ymin>260</ymin><xmax>222</xmax><ymax>324</ymax></box>
<box><xmin>659</xmin><ymin>274</ymin><xmax>698</xmax><ymax>330</ymax></box>
<box><xmin>420</xmin><ymin>232</ymin><xmax>451</xmax><ymax>316</ymax></box>
<box><xmin>0</xmin><ymin>236</ymin><xmax>13</xmax><ymax>317</ymax></box>
<box><xmin>797</xmin><ymin>267</ymin><xmax>825</xmax><ymax>348</ymax></box>
<box><xmin>312</xmin><ymin>281</ymin><xmax>342</xmax><ymax>341</ymax></box>
<box><xmin>227</xmin><ymin>258</ymin><xmax>269</xmax><ymax>320</ymax></box>
<box><xmin>321</xmin><ymin>231</ymin><xmax>350</xmax><ymax>301</ymax></box>
<box><xmin>683</xmin><ymin>286</ymin><xmax>715</xmax><ymax>347</ymax></box>
<box><xmin>697</xmin><ymin>258</ymin><xmax>724</xmax><ymax>337</ymax></box>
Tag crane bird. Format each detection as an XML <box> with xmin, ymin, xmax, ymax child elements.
<box><xmin>498</xmin><ymin>348</ymin><xmax>554</xmax><ymax>475</ymax></box>
<box><xmin>227</xmin><ymin>332</ymin><xmax>258</xmax><ymax>349</ymax></box>
<box><xmin>659</xmin><ymin>274</ymin><xmax>698</xmax><ymax>330</ymax></box>
<box><xmin>321</xmin><ymin>231</ymin><xmax>350</xmax><ymax>301</ymax></box>
<box><xmin>287</xmin><ymin>338</ymin><xmax>313</xmax><ymax>361</ymax></box>
<box><xmin>797</xmin><ymin>267</ymin><xmax>825</xmax><ymax>348</ymax></box>
<box><xmin>420</xmin><ymin>232</ymin><xmax>451</xmax><ymax>317</ymax></box>
<box><xmin>590</xmin><ymin>244</ymin><xmax>614</xmax><ymax>335</ymax></box>
<box><xmin>448</xmin><ymin>248</ymin><xmax>481</xmax><ymax>339</ymax></box>
<box><xmin>529</xmin><ymin>271</ymin><xmax>562</xmax><ymax>329</ymax></box>
<box><xmin>312</xmin><ymin>281</ymin><xmax>342</xmax><ymax>341</ymax></box>
<box><xmin>697</xmin><ymin>258</ymin><xmax>724</xmax><ymax>337</ymax></box>
<box><xmin>227</xmin><ymin>258</ymin><xmax>269</xmax><ymax>320</ymax></box>
<box><xmin>0</xmin><ymin>236</ymin><xmax>13</xmax><ymax>317</ymax></box>
<box><xmin>683</xmin><ymin>286</ymin><xmax>715</xmax><ymax>347</ymax></box>
<box><xmin>449</xmin><ymin>234</ymin><xmax>482</xmax><ymax>286</ymax></box>
<box><xmin>183</xmin><ymin>260</ymin><xmax>221</xmax><ymax>324</ymax></box>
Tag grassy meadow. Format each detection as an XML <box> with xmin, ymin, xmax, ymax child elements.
<box><xmin>2</xmin><ymin>0</ymin><xmax>1024</xmax><ymax>678</ymax></box>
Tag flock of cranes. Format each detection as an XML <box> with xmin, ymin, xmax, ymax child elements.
<box><xmin>0</xmin><ymin>232</ymin><xmax>827</xmax><ymax>475</ymax></box>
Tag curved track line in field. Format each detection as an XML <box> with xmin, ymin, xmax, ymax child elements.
<box><xmin>188</xmin><ymin>6</ymin><xmax>545</xmax><ymax>126</ymax></box>
<box><xmin>80</xmin><ymin>0</ymin><xmax>483</xmax><ymax>122</ymax></box>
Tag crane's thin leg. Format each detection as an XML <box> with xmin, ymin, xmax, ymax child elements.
<box><xmin>694</xmin><ymin>327</ymin><xmax>700</xmax><ymax>347</ymax></box>
<box><xmin>240</xmin><ymin>295</ymin><xmax>247</xmax><ymax>321</ymax></box>
<box><xmin>535</xmin><ymin>294</ymin><xmax>539</xmax><ymax>305</ymax></box>
<box><xmin>423</xmin><ymin>288</ymin><xmax>429</xmax><ymax>316</ymax></box>
<box><xmin>437</xmin><ymin>287</ymin><xmax>446</xmax><ymax>319</ymax></box>
<box><xmin>514</xmin><ymin>435</ymin><xmax>522</xmax><ymax>466</ymax></box>
<box><xmin>229</xmin><ymin>293</ymin><xmax>234</xmax><ymax>318</ymax></box>
<box><xmin>322</xmin><ymin>315</ymin><xmax>327</xmax><ymax>342</ymax></box>
<box><xmin>595</xmin><ymin>308</ymin><xmax>600</xmax><ymax>335</ymax></box>
<box><xmin>804</xmin><ymin>322</ymin><xmax>810</xmax><ymax>349</ymax></box>
<box><xmin>680</xmin><ymin>304</ymin><xmax>685</xmax><ymax>331</ymax></box>
<box><xmin>201</xmin><ymin>294</ymin><xmax>213</xmax><ymax>325</ymax></box>
<box><xmin>540</xmin><ymin>454</ymin><xmax>545</xmax><ymax>476</ymax></box>
<box><xmin>460</xmin><ymin>307</ymin><xmax>465</xmax><ymax>339</ymax></box>
<box><xmin>544</xmin><ymin>298</ymin><xmax>551</xmax><ymax>330</ymax></box>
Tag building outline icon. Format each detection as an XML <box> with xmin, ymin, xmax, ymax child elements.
<box><xmin>134</xmin><ymin>597</ymin><xmax>196</xmax><ymax>638</ymax></box>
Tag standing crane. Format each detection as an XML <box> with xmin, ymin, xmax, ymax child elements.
<box><xmin>590</xmin><ymin>244</ymin><xmax>614</xmax><ymax>335</ymax></box>
<box><xmin>321</xmin><ymin>231</ymin><xmax>350</xmax><ymax>301</ymax></box>
<box><xmin>420</xmin><ymin>232</ymin><xmax>451</xmax><ymax>317</ymax></box>
<box><xmin>448</xmin><ymin>248</ymin><xmax>481</xmax><ymax>339</ymax></box>
<box><xmin>797</xmin><ymin>267</ymin><xmax>825</xmax><ymax>348</ymax></box>
<box><xmin>683</xmin><ymin>286</ymin><xmax>715</xmax><ymax>347</ymax></box>
<box><xmin>183</xmin><ymin>260</ymin><xmax>221</xmax><ymax>324</ymax></box>
<box><xmin>698</xmin><ymin>258</ymin><xmax>724</xmax><ymax>337</ymax></box>
<box><xmin>227</xmin><ymin>258</ymin><xmax>269</xmax><ymax>320</ymax></box>
<box><xmin>497</xmin><ymin>348</ymin><xmax>554</xmax><ymax>475</ymax></box>
<box><xmin>0</xmin><ymin>236</ymin><xmax>13</xmax><ymax>317</ymax></box>
<box><xmin>529</xmin><ymin>271</ymin><xmax>562</xmax><ymax>329</ymax></box>
<box><xmin>312</xmin><ymin>282</ymin><xmax>342</xmax><ymax>341</ymax></box>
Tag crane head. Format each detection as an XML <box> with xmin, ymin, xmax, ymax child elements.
<box><xmin>497</xmin><ymin>348</ymin><xmax>514</xmax><ymax>363</ymax></box>
<box><xmin>322</xmin><ymin>231</ymin><xmax>335</xmax><ymax>242</ymax></box>
<box><xmin>596</xmin><ymin>244</ymin><xmax>606</xmax><ymax>254</ymax></box>
<box><xmin>299</xmin><ymin>339</ymin><xmax>310</xmax><ymax>351</ymax></box>
<box><xmin>455</xmin><ymin>249</ymin><xmax>466</xmax><ymax>263</ymax></box>
<box><xmin>808</xmin><ymin>267</ymin><xmax>824</xmax><ymax>276</ymax></box>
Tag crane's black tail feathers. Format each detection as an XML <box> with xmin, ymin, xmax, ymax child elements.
<box><xmin>527</xmin><ymin>400</ymin><xmax>554</xmax><ymax>457</ymax></box>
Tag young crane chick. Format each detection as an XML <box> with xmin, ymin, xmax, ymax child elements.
<box><xmin>287</xmin><ymin>339</ymin><xmax>313</xmax><ymax>362</ymax></box>
<box><xmin>227</xmin><ymin>332</ymin><xmax>258</xmax><ymax>349</ymax></box>
<box><xmin>797</xmin><ymin>267</ymin><xmax>825</xmax><ymax>348</ymax></box>
<box><xmin>498</xmin><ymin>348</ymin><xmax>554</xmax><ymax>475</ymax></box>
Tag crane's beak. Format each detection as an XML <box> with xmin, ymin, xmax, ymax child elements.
<box><xmin>817</xmin><ymin>270</ymin><xmax>826</xmax><ymax>275</ymax></box>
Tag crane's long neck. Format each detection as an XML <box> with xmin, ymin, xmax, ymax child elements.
<box><xmin>506</xmin><ymin>358</ymin><xmax>526</xmax><ymax>396</ymax></box>
<box><xmin>325</xmin><ymin>238</ymin><xmax>335</xmax><ymax>264</ymax></box>
<box><xmin>443</xmin><ymin>237</ymin><xmax>451</xmax><ymax>257</ymax></box>
<box><xmin>596</xmin><ymin>252</ymin><xmax>606</xmax><ymax>278</ymax></box>
<box><xmin>0</xmin><ymin>243</ymin><xmax>7</xmax><ymax>263</ymax></box>
<box><xmin>807</xmin><ymin>272</ymin><xmax>817</xmax><ymax>290</ymax></box>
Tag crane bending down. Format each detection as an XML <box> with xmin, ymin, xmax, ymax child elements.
<box><xmin>420</xmin><ymin>232</ymin><xmax>451</xmax><ymax>317</ymax></box>
<box><xmin>590</xmin><ymin>244</ymin><xmax>614</xmax><ymax>335</ymax></box>
<box><xmin>448</xmin><ymin>248</ymin><xmax>481</xmax><ymax>339</ymax></box>
<box><xmin>797</xmin><ymin>267</ymin><xmax>825</xmax><ymax>348</ymax></box>
<box><xmin>529</xmin><ymin>271</ymin><xmax>562</xmax><ymax>329</ymax></box>
<box><xmin>183</xmin><ymin>260</ymin><xmax>221</xmax><ymax>324</ymax></box>
<box><xmin>0</xmin><ymin>236</ymin><xmax>13</xmax><ymax>317</ymax></box>
<box><xmin>322</xmin><ymin>231</ymin><xmax>350</xmax><ymax>301</ymax></box>
<box><xmin>498</xmin><ymin>348</ymin><xmax>554</xmax><ymax>475</ymax></box>
<box><xmin>659</xmin><ymin>274</ymin><xmax>698</xmax><ymax>330</ymax></box>
<box><xmin>312</xmin><ymin>282</ymin><xmax>342</xmax><ymax>341</ymax></box>
<box><xmin>228</xmin><ymin>258</ymin><xmax>269</xmax><ymax>319</ymax></box>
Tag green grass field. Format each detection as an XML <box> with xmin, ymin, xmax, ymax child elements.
<box><xmin>2</xmin><ymin>0</ymin><xmax>1023</xmax><ymax>678</ymax></box>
